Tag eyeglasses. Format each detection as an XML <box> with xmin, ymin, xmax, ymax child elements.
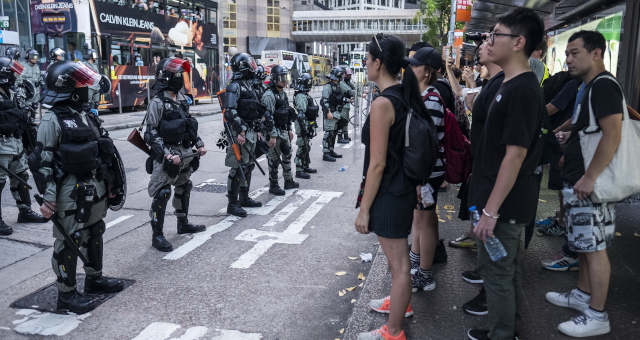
<box><xmin>488</xmin><ymin>31</ymin><xmax>521</xmax><ymax>45</ymax></box>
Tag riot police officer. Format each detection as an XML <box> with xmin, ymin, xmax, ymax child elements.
<box><xmin>85</xmin><ymin>49</ymin><xmax>101</xmax><ymax>110</ymax></box>
<box><xmin>293</xmin><ymin>73</ymin><xmax>318</xmax><ymax>179</ymax></box>
<box><xmin>320</xmin><ymin>66</ymin><xmax>345</xmax><ymax>162</ymax></box>
<box><xmin>337</xmin><ymin>67</ymin><xmax>355</xmax><ymax>143</ymax></box>
<box><xmin>48</xmin><ymin>48</ymin><xmax>65</xmax><ymax>67</ymax></box>
<box><xmin>34</xmin><ymin>61</ymin><xmax>125</xmax><ymax>313</ymax></box>
<box><xmin>5</xmin><ymin>47</ymin><xmax>20</xmax><ymax>61</ymax></box>
<box><xmin>145</xmin><ymin>57</ymin><xmax>207</xmax><ymax>252</ymax></box>
<box><xmin>222</xmin><ymin>53</ymin><xmax>263</xmax><ymax>217</ymax></box>
<box><xmin>262</xmin><ymin>65</ymin><xmax>298</xmax><ymax>195</ymax></box>
<box><xmin>19</xmin><ymin>49</ymin><xmax>42</xmax><ymax>108</ymax></box>
<box><xmin>252</xmin><ymin>64</ymin><xmax>268</xmax><ymax>100</ymax></box>
<box><xmin>0</xmin><ymin>57</ymin><xmax>47</xmax><ymax>236</ymax></box>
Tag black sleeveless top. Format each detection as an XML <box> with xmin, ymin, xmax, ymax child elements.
<box><xmin>361</xmin><ymin>84</ymin><xmax>413</xmax><ymax>195</ymax></box>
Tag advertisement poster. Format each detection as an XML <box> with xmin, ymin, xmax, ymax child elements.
<box><xmin>546</xmin><ymin>11</ymin><xmax>622</xmax><ymax>76</ymax></box>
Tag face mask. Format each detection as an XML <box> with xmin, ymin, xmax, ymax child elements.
<box><xmin>168</xmin><ymin>75</ymin><xmax>183</xmax><ymax>92</ymax></box>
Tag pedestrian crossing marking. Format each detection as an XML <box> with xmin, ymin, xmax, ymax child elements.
<box><xmin>106</xmin><ymin>215</ymin><xmax>134</xmax><ymax>229</ymax></box>
<box><xmin>12</xmin><ymin>309</ymin><xmax>90</xmax><ymax>336</ymax></box>
<box><xmin>131</xmin><ymin>322</ymin><xmax>262</xmax><ymax>340</ymax></box>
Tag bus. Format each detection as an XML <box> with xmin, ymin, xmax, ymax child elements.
<box><xmin>348</xmin><ymin>50</ymin><xmax>366</xmax><ymax>73</ymax></box>
<box><xmin>309</xmin><ymin>55</ymin><xmax>331</xmax><ymax>85</ymax></box>
<box><xmin>30</xmin><ymin>0</ymin><xmax>220</xmax><ymax>110</ymax></box>
<box><xmin>260</xmin><ymin>50</ymin><xmax>311</xmax><ymax>86</ymax></box>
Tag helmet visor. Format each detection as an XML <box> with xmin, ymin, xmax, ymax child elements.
<box><xmin>165</xmin><ymin>57</ymin><xmax>191</xmax><ymax>73</ymax></box>
<box><xmin>10</xmin><ymin>60</ymin><xmax>23</xmax><ymax>75</ymax></box>
<box><xmin>248</xmin><ymin>57</ymin><xmax>257</xmax><ymax>72</ymax></box>
<box><xmin>69</xmin><ymin>62</ymin><xmax>101</xmax><ymax>87</ymax></box>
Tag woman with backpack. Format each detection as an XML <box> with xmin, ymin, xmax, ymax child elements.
<box><xmin>406</xmin><ymin>46</ymin><xmax>447</xmax><ymax>293</ymax></box>
<box><xmin>355</xmin><ymin>34</ymin><xmax>436</xmax><ymax>340</ymax></box>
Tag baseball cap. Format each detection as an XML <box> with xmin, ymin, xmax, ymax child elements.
<box><xmin>408</xmin><ymin>47</ymin><xmax>442</xmax><ymax>70</ymax></box>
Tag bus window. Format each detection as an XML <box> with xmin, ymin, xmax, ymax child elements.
<box><xmin>133</xmin><ymin>46</ymin><xmax>150</xmax><ymax>66</ymax></box>
<box><xmin>64</xmin><ymin>32</ymin><xmax>86</xmax><ymax>61</ymax></box>
<box><xmin>111</xmin><ymin>41</ymin><xmax>132</xmax><ymax>65</ymax></box>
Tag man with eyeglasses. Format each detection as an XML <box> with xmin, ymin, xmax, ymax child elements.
<box><xmin>467</xmin><ymin>8</ymin><xmax>545</xmax><ymax>340</ymax></box>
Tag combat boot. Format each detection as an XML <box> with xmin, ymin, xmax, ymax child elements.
<box><xmin>84</xmin><ymin>276</ymin><xmax>125</xmax><ymax>294</ymax></box>
<box><xmin>177</xmin><ymin>217</ymin><xmax>206</xmax><ymax>234</ymax></box>
<box><xmin>330</xmin><ymin>150</ymin><xmax>343</xmax><ymax>158</ymax></box>
<box><xmin>239</xmin><ymin>188</ymin><xmax>262</xmax><ymax>208</ymax></box>
<box><xmin>284</xmin><ymin>179</ymin><xmax>299</xmax><ymax>190</ymax></box>
<box><xmin>304</xmin><ymin>167</ymin><xmax>318</xmax><ymax>174</ymax></box>
<box><xmin>296</xmin><ymin>171</ymin><xmax>311</xmax><ymax>179</ymax></box>
<box><xmin>323</xmin><ymin>153</ymin><xmax>336</xmax><ymax>162</ymax></box>
<box><xmin>227</xmin><ymin>176</ymin><xmax>247</xmax><ymax>217</ymax></box>
<box><xmin>337</xmin><ymin>137</ymin><xmax>349</xmax><ymax>144</ymax></box>
<box><xmin>175</xmin><ymin>181</ymin><xmax>206</xmax><ymax>234</ymax></box>
<box><xmin>17</xmin><ymin>208</ymin><xmax>48</xmax><ymax>223</ymax></box>
<box><xmin>57</xmin><ymin>290</ymin><xmax>99</xmax><ymax>314</ymax></box>
<box><xmin>269</xmin><ymin>181</ymin><xmax>285</xmax><ymax>196</ymax></box>
<box><xmin>150</xmin><ymin>187</ymin><xmax>173</xmax><ymax>252</ymax></box>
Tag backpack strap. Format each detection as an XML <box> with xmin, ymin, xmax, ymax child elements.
<box><xmin>380</xmin><ymin>90</ymin><xmax>413</xmax><ymax>147</ymax></box>
<box><xmin>585</xmin><ymin>75</ymin><xmax>628</xmax><ymax>134</ymax></box>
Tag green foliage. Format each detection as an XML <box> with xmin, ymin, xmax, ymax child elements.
<box><xmin>416</xmin><ymin>0</ymin><xmax>452</xmax><ymax>48</ymax></box>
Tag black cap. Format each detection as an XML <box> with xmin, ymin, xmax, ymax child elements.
<box><xmin>408</xmin><ymin>47</ymin><xmax>442</xmax><ymax>70</ymax></box>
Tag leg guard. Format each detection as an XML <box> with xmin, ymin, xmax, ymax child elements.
<box><xmin>84</xmin><ymin>220</ymin><xmax>106</xmax><ymax>277</ymax></box>
<box><xmin>175</xmin><ymin>180</ymin><xmax>205</xmax><ymax>234</ymax></box>
<box><xmin>150</xmin><ymin>185</ymin><xmax>171</xmax><ymax>236</ymax></box>
<box><xmin>52</xmin><ymin>239</ymin><xmax>78</xmax><ymax>292</ymax></box>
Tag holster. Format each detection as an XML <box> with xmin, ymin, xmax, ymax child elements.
<box><xmin>70</xmin><ymin>184</ymin><xmax>97</xmax><ymax>223</ymax></box>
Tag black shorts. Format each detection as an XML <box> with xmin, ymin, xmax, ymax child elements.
<box><xmin>416</xmin><ymin>177</ymin><xmax>445</xmax><ymax>211</ymax></box>
<box><xmin>369</xmin><ymin>190</ymin><xmax>417</xmax><ymax>239</ymax></box>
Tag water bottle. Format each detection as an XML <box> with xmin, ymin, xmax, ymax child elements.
<box><xmin>469</xmin><ymin>206</ymin><xmax>507</xmax><ymax>262</ymax></box>
<box><xmin>338</xmin><ymin>166</ymin><xmax>348</xmax><ymax>172</ymax></box>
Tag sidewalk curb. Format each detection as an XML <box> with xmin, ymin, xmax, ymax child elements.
<box><xmin>104</xmin><ymin>110</ymin><xmax>220</xmax><ymax>131</ymax></box>
<box><xmin>344</xmin><ymin>246</ymin><xmax>388</xmax><ymax>340</ymax></box>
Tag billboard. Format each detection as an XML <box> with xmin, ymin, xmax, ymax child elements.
<box><xmin>546</xmin><ymin>11</ymin><xmax>622</xmax><ymax>76</ymax></box>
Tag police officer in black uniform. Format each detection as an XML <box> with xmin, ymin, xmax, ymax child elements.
<box><xmin>145</xmin><ymin>57</ymin><xmax>207</xmax><ymax>252</ymax></box>
<box><xmin>252</xmin><ymin>64</ymin><xmax>268</xmax><ymax>100</ymax></box>
<box><xmin>222</xmin><ymin>53</ymin><xmax>263</xmax><ymax>217</ymax></box>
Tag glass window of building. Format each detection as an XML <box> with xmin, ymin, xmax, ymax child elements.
<box><xmin>267</xmin><ymin>0</ymin><xmax>280</xmax><ymax>37</ymax></box>
<box><xmin>224</xmin><ymin>2</ymin><xmax>237</xmax><ymax>29</ymax></box>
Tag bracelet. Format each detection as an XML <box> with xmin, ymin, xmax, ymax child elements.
<box><xmin>482</xmin><ymin>208</ymin><xmax>499</xmax><ymax>220</ymax></box>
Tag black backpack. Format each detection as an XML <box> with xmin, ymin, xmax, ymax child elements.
<box><xmin>382</xmin><ymin>91</ymin><xmax>438</xmax><ymax>184</ymax></box>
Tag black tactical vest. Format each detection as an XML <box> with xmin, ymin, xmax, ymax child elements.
<box><xmin>273</xmin><ymin>90</ymin><xmax>291</xmax><ymax>128</ymax></box>
<box><xmin>329</xmin><ymin>84</ymin><xmax>344</xmax><ymax>111</ymax></box>
<box><xmin>236</xmin><ymin>81</ymin><xmax>263</xmax><ymax>121</ymax></box>
<box><xmin>157</xmin><ymin>93</ymin><xmax>198</xmax><ymax>147</ymax></box>
<box><xmin>0</xmin><ymin>92</ymin><xmax>23</xmax><ymax>137</ymax></box>
<box><xmin>54</xmin><ymin>108</ymin><xmax>100</xmax><ymax>177</ymax></box>
<box><xmin>306</xmin><ymin>96</ymin><xmax>319</xmax><ymax>121</ymax></box>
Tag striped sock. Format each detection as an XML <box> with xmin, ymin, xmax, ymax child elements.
<box><xmin>409</xmin><ymin>250</ymin><xmax>420</xmax><ymax>263</ymax></box>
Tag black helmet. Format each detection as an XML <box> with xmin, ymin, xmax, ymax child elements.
<box><xmin>329</xmin><ymin>66</ymin><xmax>344</xmax><ymax>81</ymax></box>
<box><xmin>296</xmin><ymin>73</ymin><xmax>313</xmax><ymax>91</ymax></box>
<box><xmin>255</xmin><ymin>64</ymin><xmax>266</xmax><ymax>80</ymax></box>
<box><xmin>270</xmin><ymin>65</ymin><xmax>288</xmax><ymax>86</ymax></box>
<box><xmin>26</xmin><ymin>49</ymin><xmax>39</xmax><ymax>62</ymax></box>
<box><xmin>230</xmin><ymin>53</ymin><xmax>256</xmax><ymax>79</ymax></box>
<box><xmin>5</xmin><ymin>47</ymin><xmax>20</xmax><ymax>61</ymax></box>
<box><xmin>41</xmin><ymin>61</ymin><xmax>101</xmax><ymax>106</ymax></box>
<box><xmin>86</xmin><ymin>49</ymin><xmax>98</xmax><ymax>61</ymax></box>
<box><xmin>49</xmin><ymin>47</ymin><xmax>65</xmax><ymax>61</ymax></box>
<box><xmin>154</xmin><ymin>57</ymin><xmax>190</xmax><ymax>93</ymax></box>
<box><xmin>0</xmin><ymin>57</ymin><xmax>23</xmax><ymax>88</ymax></box>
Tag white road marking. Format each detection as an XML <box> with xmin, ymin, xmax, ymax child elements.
<box><xmin>262</xmin><ymin>190</ymin><xmax>317</xmax><ymax>228</ymax></box>
<box><xmin>230</xmin><ymin>190</ymin><xmax>342</xmax><ymax>269</ymax></box>
<box><xmin>106</xmin><ymin>215</ymin><xmax>134</xmax><ymax>229</ymax></box>
<box><xmin>194</xmin><ymin>178</ymin><xmax>217</xmax><ymax>188</ymax></box>
<box><xmin>132</xmin><ymin>322</ymin><xmax>181</xmax><ymax>340</ymax></box>
<box><xmin>169</xmin><ymin>326</ymin><xmax>208</xmax><ymax>340</ymax></box>
<box><xmin>164</xmin><ymin>216</ymin><xmax>240</xmax><ymax>261</ymax></box>
<box><xmin>211</xmin><ymin>329</ymin><xmax>263</xmax><ymax>340</ymax></box>
<box><xmin>12</xmin><ymin>309</ymin><xmax>91</xmax><ymax>336</ymax></box>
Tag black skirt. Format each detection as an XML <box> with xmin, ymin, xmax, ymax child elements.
<box><xmin>368</xmin><ymin>190</ymin><xmax>417</xmax><ymax>239</ymax></box>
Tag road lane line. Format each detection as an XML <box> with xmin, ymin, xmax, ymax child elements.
<box><xmin>164</xmin><ymin>216</ymin><xmax>240</xmax><ymax>260</ymax></box>
<box><xmin>211</xmin><ymin>329</ymin><xmax>263</xmax><ymax>339</ymax></box>
<box><xmin>194</xmin><ymin>178</ymin><xmax>216</xmax><ymax>188</ymax></box>
<box><xmin>262</xmin><ymin>190</ymin><xmax>317</xmax><ymax>227</ymax></box>
<box><xmin>284</xmin><ymin>191</ymin><xmax>343</xmax><ymax>234</ymax></box>
<box><xmin>169</xmin><ymin>326</ymin><xmax>208</xmax><ymax>340</ymax></box>
<box><xmin>106</xmin><ymin>215</ymin><xmax>134</xmax><ymax>229</ymax></box>
<box><xmin>131</xmin><ymin>322</ymin><xmax>180</xmax><ymax>340</ymax></box>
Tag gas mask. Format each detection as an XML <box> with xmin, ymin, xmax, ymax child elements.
<box><xmin>167</xmin><ymin>73</ymin><xmax>184</xmax><ymax>92</ymax></box>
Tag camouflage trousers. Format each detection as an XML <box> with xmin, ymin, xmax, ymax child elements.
<box><xmin>0</xmin><ymin>152</ymin><xmax>31</xmax><ymax>210</ymax></box>
<box><xmin>294</xmin><ymin>122</ymin><xmax>312</xmax><ymax>172</ymax></box>
<box><xmin>267</xmin><ymin>130</ymin><xmax>293</xmax><ymax>182</ymax></box>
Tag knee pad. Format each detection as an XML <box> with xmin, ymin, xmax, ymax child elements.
<box><xmin>155</xmin><ymin>185</ymin><xmax>172</xmax><ymax>202</ymax></box>
<box><xmin>182</xmin><ymin>180</ymin><xmax>193</xmax><ymax>193</ymax></box>
<box><xmin>89</xmin><ymin>220</ymin><xmax>106</xmax><ymax>237</ymax></box>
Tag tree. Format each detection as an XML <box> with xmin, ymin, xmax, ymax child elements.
<box><xmin>416</xmin><ymin>0</ymin><xmax>455</xmax><ymax>49</ymax></box>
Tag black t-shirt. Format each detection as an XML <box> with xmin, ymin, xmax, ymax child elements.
<box><xmin>470</xmin><ymin>71</ymin><xmax>544</xmax><ymax>223</ymax></box>
<box><xmin>433</xmin><ymin>79</ymin><xmax>455</xmax><ymax>112</ymax></box>
<box><xmin>471</xmin><ymin>71</ymin><xmax>505</xmax><ymax>158</ymax></box>
<box><xmin>562</xmin><ymin>72</ymin><xmax>624</xmax><ymax>185</ymax></box>
<box><xmin>547</xmin><ymin>79</ymin><xmax>579</xmax><ymax>130</ymax></box>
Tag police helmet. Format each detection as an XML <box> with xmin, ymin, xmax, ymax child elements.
<box><xmin>156</xmin><ymin>57</ymin><xmax>190</xmax><ymax>80</ymax></box>
<box><xmin>255</xmin><ymin>64</ymin><xmax>266</xmax><ymax>80</ymax></box>
<box><xmin>5</xmin><ymin>47</ymin><xmax>20</xmax><ymax>61</ymax></box>
<box><xmin>41</xmin><ymin>61</ymin><xmax>101</xmax><ymax>105</ymax></box>
<box><xmin>49</xmin><ymin>47</ymin><xmax>65</xmax><ymax>61</ymax></box>
<box><xmin>296</xmin><ymin>73</ymin><xmax>313</xmax><ymax>91</ymax></box>
<box><xmin>86</xmin><ymin>49</ymin><xmax>98</xmax><ymax>61</ymax></box>
<box><xmin>270</xmin><ymin>65</ymin><xmax>288</xmax><ymax>86</ymax></box>
<box><xmin>344</xmin><ymin>67</ymin><xmax>353</xmax><ymax>77</ymax></box>
<box><xmin>0</xmin><ymin>57</ymin><xmax>24</xmax><ymax>87</ymax></box>
<box><xmin>26</xmin><ymin>49</ymin><xmax>39</xmax><ymax>62</ymax></box>
<box><xmin>230</xmin><ymin>53</ymin><xmax>257</xmax><ymax>79</ymax></box>
<box><xmin>329</xmin><ymin>66</ymin><xmax>344</xmax><ymax>81</ymax></box>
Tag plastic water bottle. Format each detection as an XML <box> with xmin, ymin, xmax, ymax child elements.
<box><xmin>338</xmin><ymin>166</ymin><xmax>348</xmax><ymax>172</ymax></box>
<box><xmin>469</xmin><ymin>206</ymin><xmax>507</xmax><ymax>262</ymax></box>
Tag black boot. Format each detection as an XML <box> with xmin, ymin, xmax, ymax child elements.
<box><xmin>284</xmin><ymin>179</ymin><xmax>299</xmax><ymax>190</ymax></box>
<box><xmin>150</xmin><ymin>187</ymin><xmax>173</xmax><ymax>252</ymax></box>
<box><xmin>0</xmin><ymin>182</ymin><xmax>13</xmax><ymax>235</ymax></box>
<box><xmin>434</xmin><ymin>239</ymin><xmax>448</xmax><ymax>264</ymax></box>
<box><xmin>227</xmin><ymin>175</ymin><xmax>247</xmax><ymax>217</ymax></box>
<box><xmin>330</xmin><ymin>150</ymin><xmax>343</xmax><ymax>158</ymax></box>
<box><xmin>296</xmin><ymin>171</ymin><xmax>311</xmax><ymax>179</ymax></box>
<box><xmin>239</xmin><ymin>171</ymin><xmax>262</xmax><ymax>207</ymax></box>
<box><xmin>303</xmin><ymin>168</ymin><xmax>317</xmax><ymax>174</ymax></box>
<box><xmin>85</xmin><ymin>276</ymin><xmax>125</xmax><ymax>294</ymax></box>
<box><xmin>269</xmin><ymin>181</ymin><xmax>285</xmax><ymax>196</ymax></box>
<box><xmin>57</xmin><ymin>290</ymin><xmax>99</xmax><ymax>314</ymax></box>
<box><xmin>14</xmin><ymin>174</ymin><xmax>47</xmax><ymax>223</ymax></box>
<box><xmin>337</xmin><ymin>137</ymin><xmax>348</xmax><ymax>144</ymax></box>
<box><xmin>175</xmin><ymin>181</ymin><xmax>205</xmax><ymax>234</ymax></box>
<box><xmin>323</xmin><ymin>153</ymin><xmax>336</xmax><ymax>162</ymax></box>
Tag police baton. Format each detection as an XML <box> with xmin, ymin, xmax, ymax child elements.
<box><xmin>34</xmin><ymin>194</ymin><xmax>90</xmax><ymax>265</ymax></box>
<box><xmin>0</xmin><ymin>164</ymin><xmax>32</xmax><ymax>190</ymax></box>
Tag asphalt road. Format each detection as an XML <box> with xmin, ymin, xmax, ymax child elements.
<box><xmin>0</xmin><ymin>109</ymin><xmax>374</xmax><ymax>339</ymax></box>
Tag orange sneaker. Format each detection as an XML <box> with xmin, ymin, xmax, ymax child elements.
<box><xmin>357</xmin><ymin>324</ymin><xmax>407</xmax><ymax>340</ymax></box>
<box><xmin>368</xmin><ymin>296</ymin><xmax>414</xmax><ymax>318</ymax></box>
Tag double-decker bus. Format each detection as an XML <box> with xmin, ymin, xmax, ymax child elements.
<box><xmin>260</xmin><ymin>50</ymin><xmax>311</xmax><ymax>86</ymax></box>
<box><xmin>309</xmin><ymin>55</ymin><xmax>331</xmax><ymax>85</ymax></box>
<box><xmin>30</xmin><ymin>0</ymin><xmax>220</xmax><ymax>110</ymax></box>
<box><xmin>348</xmin><ymin>50</ymin><xmax>366</xmax><ymax>73</ymax></box>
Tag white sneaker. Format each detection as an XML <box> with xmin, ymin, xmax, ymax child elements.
<box><xmin>558</xmin><ymin>313</ymin><xmax>611</xmax><ymax>337</ymax></box>
<box><xmin>545</xmin><ymin>289</ymin><xmax>589</xmax><ymax>312</ymax></box>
